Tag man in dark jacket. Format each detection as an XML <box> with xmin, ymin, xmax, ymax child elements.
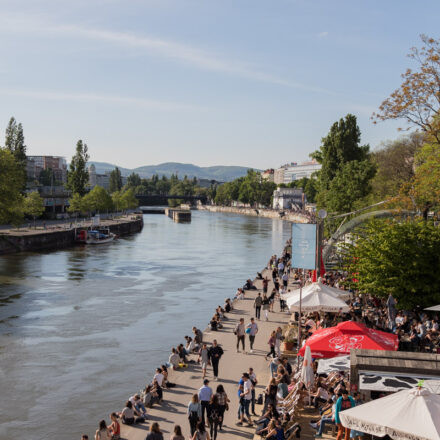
<box><xmin>208</xmin><ymin>339</ymin><xmax>224</xmax><ymax>380</ymax></box>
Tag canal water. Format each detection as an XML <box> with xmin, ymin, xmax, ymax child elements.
<box><xmin>0</xmin><ymin>211</ymin><xmax>291</xmax><ymax>440</ymax></box>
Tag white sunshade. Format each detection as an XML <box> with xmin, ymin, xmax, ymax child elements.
<box><xmin>282</xmin><ymin>281</ymin><xmax>351</xmax><ymax>301</ymax></box>
<box><xmin>340</xmin><ymin>386</ymin><xmax>440</xmax><ymax>440</ymax></box>
<box><xmin>425</xmin><ymin>304</ymin><xmax>440</xmax><ymax>311</ymax></box>
<box><xmin>300</xmin><ymin>345</ymin><xmax>314</xmax><ymax>390</ymax></box>
<box><xmin>286</xmin><ymin>285</ymin><xmax>350</xmax><ymax>313</ymax></box>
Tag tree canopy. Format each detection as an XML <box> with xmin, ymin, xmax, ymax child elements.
<box><xmin>4</xmin><ymin>117</ymin><xmax>27</xmax><ymax>190</ymax></box>
<box><xmin>67</xmin><ymin>140</ymin><xmax>89</xmax><ymax>196</ymax></box>
<box><xmin>0</xmin><ymin>148</ymin><xmax>24</xmax><ymax>225</ymax></box>
<box><xmin>24</xmin><ymin>191</ymin><xmax>45</xmax><ymax>225</ymax></box>
<box><xmin>311</xmin><ymin>114</ymin><xmax>376</xmax><ymax>213</ymax></box>
<box><xmin>109</xmin><ymin>167</ymin><xmax>123</xmax><ymax>193</ymax></box>
<box><xmin>342</xmin><ymin>218</ymin><xmax>440</xmax><ymax>309</ymax></box>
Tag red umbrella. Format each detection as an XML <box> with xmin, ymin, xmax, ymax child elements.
<box><xmin>298</xmin><ymin>321</ymin><xmax>398</xmax><ymax>358</ymax></box>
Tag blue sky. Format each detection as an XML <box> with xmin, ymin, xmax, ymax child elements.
<box><xmin>0</xmin><ymin>0</ymin><xmax>438</xmax><ymax>169</ymax></box>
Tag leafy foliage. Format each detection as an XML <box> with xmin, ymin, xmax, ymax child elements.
<box><xmin>370</xmin><ymin>133</ymin><xmax>422</xmax><ymax>201</ymax></box>
<box><xmin>109</xmin><ymin>167</ymin><xmax>123</xmax><ymax>193</ymax></box>
<box><xmin>24</xmin><ymin>191</ymin><xmax>45</xmax><ymax>225</ymax></box>
<box><xmin>214</xmin><ymin>170</ymin><xmax>276</xmax><ymax>207</ymax></box>
<box><xmin>342</xmin><ymin>219</ymin><xmax>440</xmax><ymax>309</ymax></box>
<box><xmin>82</xmin><ymin>185</ymin><xmax>113</xmax><ymax>212</ymax></box>
<box><xmin>0</xmin><ymin>148</ymin><xmax>24</xmax><ymax>225</ymax></box>
<box><xmin>4</xmin><ymin>117</ymin><xmax>27</xmax><ymax>190</ymax></box>
<box><xmin>373</xmin><ymin>35</ymin><xmax>440</xmax><ymax>144</ymax></box>
<box><xmin>311</xmin><ymin>114</ymin><xmax>376</xmax><ymax>213</ymax></box>
<box><xmin>67</xmin><ymin>140</ymin><xmax>89</xmax><ymax>196</ymax></box>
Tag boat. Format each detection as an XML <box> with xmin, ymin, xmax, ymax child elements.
<box><xmin>75</xmin><ymin>228</ymin><xmax>116</xmax><ymax>244</ymax></box>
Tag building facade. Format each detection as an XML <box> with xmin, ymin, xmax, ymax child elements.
<box><xmin>274</xmin><ymin>160</ymin><xmax>321</xmax><ymax>184</ymax></box>
<box><xmin>262</xmin><ymin>169</ymin><xmax>274</xmax><ymax>182</ymax></box>
<box><xmin>88</xmin><ymin>164</ymin><xmax>111</xmax><ymax>191</ymax></box>
<box><xmin>272</xmin><ymin>188</ymin><xmax>304</xmax><ymax>210</ymax></box>
<box><xmin>27</xmin><ymin>156</ymin><xmax>67</xmax><ymax>183</ymax></box>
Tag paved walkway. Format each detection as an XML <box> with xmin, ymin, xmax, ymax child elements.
<box><xmin>122</xmin><ymin>268</ymin><xmax>294</xmax><ymax>440</ymax></box>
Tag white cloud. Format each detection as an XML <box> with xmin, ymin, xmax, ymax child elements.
<box><xmin>0</xmin><ymin>87</ymin><xmax>201</xmax><ymax>111</ymax></box>
<box><xmin>0</xmin><ymin>14</ymin><xmax>335</xmax><ymax>94</ymax></box>
<box><xmin>317</xmin><ymin>31</ymin><xmax>329</xmax><ymax>38</ymax></box>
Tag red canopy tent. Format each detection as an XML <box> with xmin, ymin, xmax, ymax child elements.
<box><xmin>298</xmin><ymin>321</ymin><xmax>399</xmax><ymax>358</ymax></box>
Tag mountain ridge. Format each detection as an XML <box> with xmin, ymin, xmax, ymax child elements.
<box><xmin>88</xmin><ymin>161</ymin><xmax>259</xmax><ymax>182</ymax></box>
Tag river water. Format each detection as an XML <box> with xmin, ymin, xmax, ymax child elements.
<box><xmin>0</xmin><ymin>211</ymin><xmax>291</xmax><ymax>440</ymax></box>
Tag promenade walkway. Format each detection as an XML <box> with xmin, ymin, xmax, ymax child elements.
<box><xmin>122</xmin><ymin>268</ymin><xmax>294</xmax><ymax>440</ymax></box>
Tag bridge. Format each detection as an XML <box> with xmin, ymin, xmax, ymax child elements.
<box><xmin>135</xmin><ymin>194</ymin><xmax>208</xmax><ymax>206</ymax></box>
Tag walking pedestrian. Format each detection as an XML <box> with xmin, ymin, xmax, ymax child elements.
<box><xmin>208</xmin><ymin>339</ymin><xmax>224</xmax><ymax>380</ymax></box>
<box><xmin>198</xmin><ymin>379</ymin><xmax>213</xmax><ymax>427</ymax></box>
<box><xmin>265</xmin><ymin>330</ymin><xmax>276</xmax><ymax>360</ymax></box>
<box><xmin>187</xmin><ymin>394</ymin><xmax>202</xmax><ymax>437</ymax></box>
<box><xmin>215</xmin><ymin>385</ymin><xmax>230</xmax><ymax>430</ymax></box>
<box><xmin>282</xmin><ymin>272</ymin><xmax>289</xmax><ymax>288</ymax></box>
<box><xmin>234</xmin><ymin>318</ymin><xmax>246</xmax><ymax>353</ymax></box>
<box><xmin>269</xmin><ymin>289</ymin><xmax>276</xmax><ymax>312</ymax></box>
<box><xmin>208</xmin><ymin>394</ymin><xmax>222</xmax><ymax>440</ymax></box>
<box><xmin>248</xmin><ymin>367</ymin><xmax>258</xmax><ymax>415</ymax></box>
<box><xmin>254</xmin><ymin>292</ymin><xmax>263</xmax><ymax>320</ymax></box>
<box><xmin>198</xmin><ymin>343</ymin><xmax>210</xmax><ymax>379</ymax></box>
<box><xmin>262</xmin><ymin>294</ymin><xmax>270</xmax><ymax>321</ymax></box>
<box><xmin>237</xmin><ymin>372</ymin><xmax>253</xmax><ymax>426</ymax></box>
<box><xmin>275</xmin><ymin>327</ymin><xmax>283</xmax><ymax>357</ymax></box>
<box><xmin>246</xmin><ymin>318</ymin><xmax>259</xmax><ymax>353</ymax></box>
<box><xmin>262</xmin><ymin>277</ymin><xmax>269</xmax><ymax>294</ymax></box>
<box><xmin>191</xmin><ymin>421</ymin><xmax>210</xmax><ymax>440</ymax></box>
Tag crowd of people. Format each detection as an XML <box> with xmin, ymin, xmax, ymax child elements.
<box><xmin>81</xmin><ymin>233</ymin><xmax>440</xmax><ymax>440</ymax></box>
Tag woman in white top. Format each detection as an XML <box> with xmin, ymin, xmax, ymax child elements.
<box><xmin>94</xmin><ymin>419</ymin><xmax>111</xmax><ymax>440</ymax></box>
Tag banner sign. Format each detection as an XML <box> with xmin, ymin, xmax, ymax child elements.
<box><xmin>291</xmin><ymin>223</ymin><xmax>316</xmax><ymax>270</ymax></box>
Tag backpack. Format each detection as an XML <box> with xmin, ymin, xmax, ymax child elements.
<box><xmin>257</xmin><ymin>393</ymin><xmax>263</xmax><ymax>405</ymax></box>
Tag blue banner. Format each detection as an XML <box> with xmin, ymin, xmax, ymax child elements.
<box><xmin>291</xmin><ymin>223</ymin><xmax>317</xmax><ymax>270</ymax></box>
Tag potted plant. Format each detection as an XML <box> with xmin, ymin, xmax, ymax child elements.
<box><xmin>282</xmin><ymin>325</ymin><xmax>297</xmax><ymax>352</ymax></box>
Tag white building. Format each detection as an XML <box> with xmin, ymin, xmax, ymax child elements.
<box><xmin>274</xmin><ymin>160</ymin><xmax>321</xmax><ymax>184</ymax></box>
<box><xmin>272</xmin><ymin>188</ymin><xmax>304</xmax><ymax>210</ymax></box>
<box><xmin>88</xmin><ymin>164</ymin><xmax>110</xmax><ymax>190</ymax></box>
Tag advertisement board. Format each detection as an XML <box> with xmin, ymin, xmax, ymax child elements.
<box><xmin>291</xmin><ymin>223</ymin><xmax>317</xmax><ymax>270</ymax></box>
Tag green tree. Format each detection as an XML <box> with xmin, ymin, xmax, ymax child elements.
<box><xmin>120</xmin><ymin>189</ymin><xmax>138</xmax><ymax>211</ymax></box>
<box><xmin>83</xmin><ymin>185</ymin><xmax>113</xmax><ymax>213</ymax></box>
<box><xmin>24</xmin><ymin>191</ymin><xmax>45</xmax><ymax>227</ymax></box>
<box><xmin>5</xmin><ymin>117</ymin><xmax>27</xmax><ymax>189</ymax></box>
<box><xmin>112</xmin><ymin>190</ymin><xmax>123</xmax><ymax>212</ymax></box>
<box><xmin>126</xmin><ymin>172</ymin><xmax>141</xmax><ymax>188</ymax></box>
<box><xmin>311</xmin><ymin>114</ymin><xmax>376</xmax><ymax>213</ymax></box>
<box><xmin>342</xmin><ymin>218</ymin><xmax>440</xmax><ymax>309</ymax></box>
<box><xmin>67</xmin><ymin>140</ymin><xmax>89</xmax><ymax>196</ymax></box>
<box><xmin>67</xmin><ymin>193</ymin><xmax>83</xmax><ymax>217</ymax></box>
<box><xmin>370</xmin><ymin>133</ymin><xmax>422</xmax><ymax>201</ymax></box>
<box><xmin>109</xmin><ymin>167</ymin><xmax>123</xmax><ymax>193</ymax></box>
<box><xmin>0</xmin><ymin>148</ymin><xmax>24</xmax><ymax>225</ymax></box>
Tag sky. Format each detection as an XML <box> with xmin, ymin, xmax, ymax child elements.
<box><xmin>0</xmin><ymin>0</ymin><xmax>439</xmax><ymax>169</ymax></box>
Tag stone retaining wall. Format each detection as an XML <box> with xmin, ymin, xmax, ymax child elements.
<box><xmin>196</xmin><ymin>205</ymin><xmax>310</xmax><ymax>223</ymax></box>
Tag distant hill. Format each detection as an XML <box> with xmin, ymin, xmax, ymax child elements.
<box><xmin>88</xmin><ymin>161</ymin><xmax>258</xmax><ymax>182</ymax></box>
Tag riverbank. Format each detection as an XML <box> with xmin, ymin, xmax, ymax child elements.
<box><xmin>119</xmin><ymin>259</ymin><xmax>295</xmax><ymax>440</ymax></box>
<box><xmin>197</xmin><ymin>205</ymin><xmax>311</xmax><ymax>223</ymax></box>
<box><xmin>0</xmin><ymin>215</ymin><xmax>143</xmax><ymax>254</ymax></box>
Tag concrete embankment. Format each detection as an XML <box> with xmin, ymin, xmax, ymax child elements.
<box><xmin>0</xmin><ymin>215</ymin><xmax>143</xmax><ymax>255</ymax></box>
<box><xmin>197</xmin><ymin>205</ymin><xmax>310</xmax><ymax>223</ymax></box>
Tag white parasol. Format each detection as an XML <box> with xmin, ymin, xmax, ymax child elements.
<box><xmin>340</xmin><ymin>385</ymin><xmax>440</xmax><ymax>440</ymax></box>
